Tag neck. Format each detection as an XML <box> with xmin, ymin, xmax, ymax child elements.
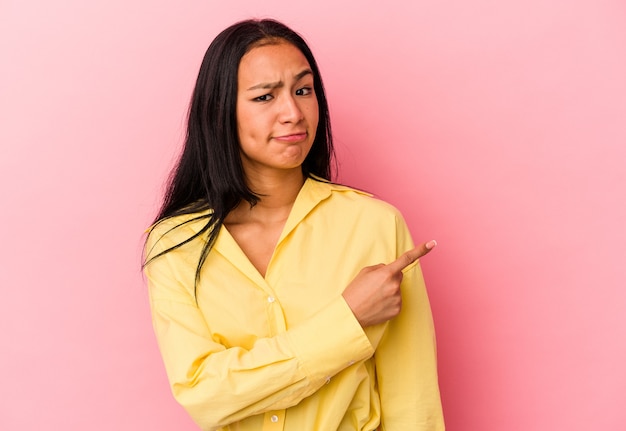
<box><xmin>229</xmin><ymin>168</ymin><xmax>306</xmax><ymax>224</ymax></box>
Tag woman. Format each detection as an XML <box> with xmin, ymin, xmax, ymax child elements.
<box><xmin>144</xmin><ymin>19</ymin><xmax>444</xmax><ymax>430</ymax></box>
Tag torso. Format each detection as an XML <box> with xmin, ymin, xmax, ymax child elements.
<box><xmin>224</xmin><ymin>217</ymin><xmax>287</xmax><ymax>278</ymax></box>
<box><xmin>222</xmin><ymin>171</ymin><xmax>304</xmax><ymax>277</ymax></box>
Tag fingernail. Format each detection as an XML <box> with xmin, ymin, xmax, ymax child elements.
<box><xmin>426</xmin><ymin>240</ymin><xmax>438</xmax><ymax>250</ymax></box>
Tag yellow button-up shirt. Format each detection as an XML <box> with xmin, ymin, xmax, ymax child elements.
<box><xmin>145</xmin><ymin>178</ymin><xmax>444</xmax><ymax>430</ymax></box>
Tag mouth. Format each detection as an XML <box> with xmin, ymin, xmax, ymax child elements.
<box><xmin>273</xmin><ymin>132</ymin><xmax>308</xmax><ymax>143</ymax></box>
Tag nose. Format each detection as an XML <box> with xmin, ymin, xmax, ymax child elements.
<box><xmin>278</xmin><ymin>94</ymin><xmax>304</xmax><ymax>123</ymax></box>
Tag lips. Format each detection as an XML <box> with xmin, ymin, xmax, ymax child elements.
<box><xmin>273</xmin><ymin>132</ymin><xmax>307</xmax><ymax>143</ymax></box>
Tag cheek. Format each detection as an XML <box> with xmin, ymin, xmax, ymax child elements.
<box><xmin>308</xmin><ymin>101</ymin><xmax>320</xmax><ymax>128</ymax></box>
<box><xmin>237</xmin><ymin>108</ymin><xmax>262</xmax><ymax>139</ymax></box>
<box><xmin>235</xmin><ymin>104</ymin><xmax>245</xmax><ymax>137</ymax></box>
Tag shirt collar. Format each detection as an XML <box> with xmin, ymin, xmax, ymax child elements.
<box><xmin>180</xmin><ymin>176</ymin><xmax>369</xmax><ymax>236</ymax></box>
<box><xmin>209</xmin><ymin>177</ymin><xmax>370</xmax><ymax>284</ymax></box>
<box><xmin>280</xmin><ymin>176</ymin><xmax>372</xmax><ymax>243</ymax></box>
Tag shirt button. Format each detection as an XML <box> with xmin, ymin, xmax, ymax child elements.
<box><xmin>348</xmin><ymin>360</ymin><xmax>355</xmax><ymax>366</ymax></box>
<box><xmin>270</xmin><ymin>414</ymin><xmax>279</xmax><ymax>422</ymax></box>
<box><xmin>325</xmin><ymin>376</ymin><xmax>331</xmax><ymax>385</ymax></box>
<box><xmin>267</xmin><ymin>296</ymin><xmax>275</xmax><ymax>303</ymax></box>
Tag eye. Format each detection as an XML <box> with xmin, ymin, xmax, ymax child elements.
<box><xmin>295</xmin><ymin>86</ymin><xmax>313</xmax><ymax>96</ymax></box>
<box><xmin>254</xmin><ymin>94</ymin><xmax>273</xmax><ymax>102</ymax></box>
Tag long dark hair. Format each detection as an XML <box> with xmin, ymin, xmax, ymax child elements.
<box><xmin>144</xmin><ymin>19</ymin><xmax>335</xmax><ymax>286</ymax></box>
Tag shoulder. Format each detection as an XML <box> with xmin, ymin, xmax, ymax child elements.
<box><xmin>306</xmin><ymin>178</ymin><xmax>408</xmax><ymax>241</ymax></box>
<box><xmin>313</xmin><ymin>178</ymin><xmax>404</xmax><ymax>220</ymax></box>
<box><xmin>145</xmin><ymin>210</ymin><xmax>212</xmax><ymax>259</ymax></box>
<box><xmin>308</xmin><ymin>178</ymin><xmax>415</xmax><ymax>255</ymax></box>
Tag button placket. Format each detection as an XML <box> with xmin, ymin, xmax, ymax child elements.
<box><xmin>262</xmin><ymin>410</ymin><xmax>285</xmax><ymax>430</ymax></box>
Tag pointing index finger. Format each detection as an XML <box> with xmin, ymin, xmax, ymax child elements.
<box><xmin>387</xmin><ymin>240</ymin><xmax>438</xmax><ymax>273</ymax></box>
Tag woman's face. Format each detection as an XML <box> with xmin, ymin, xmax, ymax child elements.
<box><xmin>236</xmin><ymin>41</ymin><xmax>319</xmax><ymax>177</ymax></box>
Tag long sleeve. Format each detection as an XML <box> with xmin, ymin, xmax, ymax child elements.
<box><xmin>144</xmin><ymin>227</ymin><xmax>375</xmax><ymax>430</ymax></box>
<box><xmin>374</xmin><ymin>216</ymin><xmax>445</xmax><ymax>430</ymax></box>
<box><xmin>144</xmin><ymin>179</ymin><xmax>444</xmax><ymax>430</ymax></box>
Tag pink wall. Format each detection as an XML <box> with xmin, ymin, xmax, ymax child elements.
<box><xmin>2</xmin><ymin>0</ymin><xmax>625</xmax><ymax>429</ymax></box>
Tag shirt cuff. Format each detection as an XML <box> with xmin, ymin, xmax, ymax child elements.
<box><xmin>286</xmin><ymin>296</ymin><xmax>375</xmax><ymax>383</ymax></box>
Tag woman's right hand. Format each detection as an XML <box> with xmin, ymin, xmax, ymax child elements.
<box><xmin>342</xmin><ymin>240</ymin><xmax>437</xmax><ymax>328</ymax></box>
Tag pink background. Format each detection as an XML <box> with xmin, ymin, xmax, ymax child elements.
<box><xmin>2</xmin><ymin>0</ymin><xmax>625</xmax><ymax>429</ymax></box>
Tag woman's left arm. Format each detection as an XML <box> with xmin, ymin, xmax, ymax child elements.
<box><xmin>375</xmin><ymin>218</ymin><xmax>445</xmax><ymax>430</ymax></box>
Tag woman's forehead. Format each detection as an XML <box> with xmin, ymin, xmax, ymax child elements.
<box><xmin>238</xmin><ymin>42</ymin><xmax>312</xmax><ymax>85</ymax></box>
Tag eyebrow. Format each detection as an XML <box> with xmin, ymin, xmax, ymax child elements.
<box><xmin>246</xmin><ymin>69</ymin><xmax>313</xmax><ymax>91</ymax></box>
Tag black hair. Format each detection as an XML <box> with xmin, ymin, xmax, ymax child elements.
<box><xmin>144</xmin><ymin>19</ymin><xmax>335</xmax><ymax>288</ymax></box>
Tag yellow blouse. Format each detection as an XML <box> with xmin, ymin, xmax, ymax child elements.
<box><xmin>144</xmin><ymin>177</ymin><xmax>444</xmax><ymax>430</ymax></box>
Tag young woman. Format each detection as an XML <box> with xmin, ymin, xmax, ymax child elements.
<box><xmin>144</xmin><ymin>19</ymin><xmax>444</xmax><ymax>431</ymax></box>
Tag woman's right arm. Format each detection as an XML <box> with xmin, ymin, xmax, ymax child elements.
<box><xmin>145</xmin><ymin>233</ymin><xmax>375</xmax><ymax>429</ymax></box>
